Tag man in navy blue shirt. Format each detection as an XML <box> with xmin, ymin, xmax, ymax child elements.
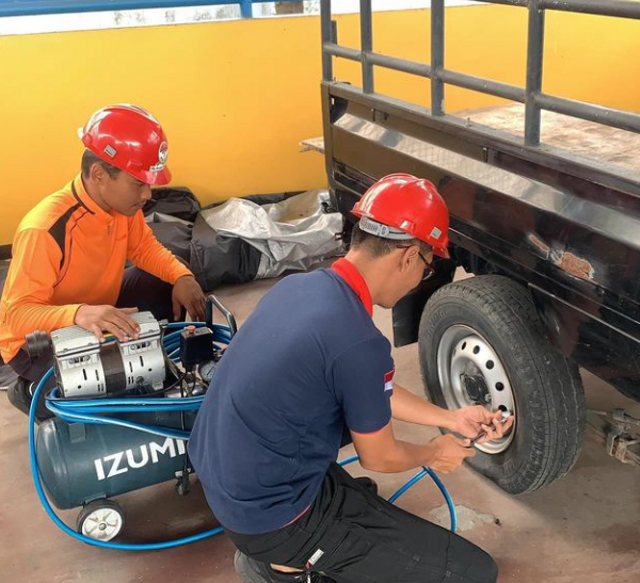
<box><xmin>189</xmin><ymin>174</ymin><xmax>513</xmax><ymax>583</ymax></box>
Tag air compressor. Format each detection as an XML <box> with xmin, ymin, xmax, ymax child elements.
<box><xmin>28</xmin><ymin>295</ymin><xmax>236</xmax><ymax>541</ymax></box>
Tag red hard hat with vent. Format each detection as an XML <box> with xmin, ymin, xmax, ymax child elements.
<box><xmin>78</xmin><ymin>104</ymin><xmax>171</xmax><ymax>186</ymax></box>
<box><xmin>351</xmin><ymin>173</ymin><xmax>450</xmax><ymax>258</ymax></box>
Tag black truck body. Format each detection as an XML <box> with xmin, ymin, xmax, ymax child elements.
<box><xmin>319</xmin><ymin>0</ymin><xmax>640</xmax><ymax>489</ymax></box>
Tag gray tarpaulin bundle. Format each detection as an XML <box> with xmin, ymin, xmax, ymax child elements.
<box><xmin>144</xmin><ymin>187</ymin><xmax>343</xmax><ymax>291</ymax></box>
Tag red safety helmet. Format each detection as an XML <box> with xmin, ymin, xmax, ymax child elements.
<box><xmin>351</xmin><ymin>173</ymin><xmax>450</xmax><ymax>258</ymax></box>
<box><xmin>78</xmin><ymin>104</ymin><xmax>171</xmax><ymax>185</ymax></box>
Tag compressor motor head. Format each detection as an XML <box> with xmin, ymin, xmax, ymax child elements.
<box><xmin>28</xmin><ymin>312</ymin><xmax>166</xmax><ymax>398</ymax></box>
<box><xmin>26</xmin><ymin>294</ymin><xmax>237</xmax><ymax>400</ymax></box>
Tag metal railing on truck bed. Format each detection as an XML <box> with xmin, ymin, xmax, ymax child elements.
<box><xmin>320</xmin><ymin>0</ymin><xmax>640</xmax><ymax>148</ymax></box>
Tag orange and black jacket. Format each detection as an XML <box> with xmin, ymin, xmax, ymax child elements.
<box><xmin>0</xmin><ymin>175</ymin><xmax>192</xmax><ymax>364</ymax></box>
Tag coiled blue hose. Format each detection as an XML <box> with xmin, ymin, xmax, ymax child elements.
<box><xmin>29</xmin><ymin>321</ymin><xmax>456</xmax><ymax>552</ymax></box>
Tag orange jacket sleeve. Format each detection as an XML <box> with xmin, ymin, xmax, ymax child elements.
<box><xmin>1</xmin><ymin>228</ymin><xmax>82</xmax><ymax>340</ymax></box>
<box><xmin>127</xmin><ymin>212</ymin><xmax>193</xmax><ymax>284</ymax></box>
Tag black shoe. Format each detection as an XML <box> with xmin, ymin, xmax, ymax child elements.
<box><xmin>0</xmin><ymin>363</ymin><xmax>18</xmax><ymax>391</ymax></box>
<box><xmin>7</xmin><ymin>377</ymin><xmax>52</xmax><ymax>423</ymax></box>
<box><xmin>7</xmin><ymin>377</ymin><xmax>32</xmax><ymax>416</ymax></box>
<box><xmin>234</xmin><ymin>550</ymin><xmax>335</xmax><ymax>583</ymax></box>
<box><xmin>355</xmin><ymin>476</ymin><xmax>378</xmax><ymax>497</ymax></box>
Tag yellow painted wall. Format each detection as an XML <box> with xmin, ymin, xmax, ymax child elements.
<box><xmin>1</xmin><ymin>6</ymin><xmax>639</xmax><ymax>245</ymax></box>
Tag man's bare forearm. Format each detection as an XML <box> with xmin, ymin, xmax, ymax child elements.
<box><xmin>390</xmin><ymin>384</ymin><xmax>456</xmax><ymax>429</ymax></box>
<box><xmin>359</xmin><ymin>438</ymin><xmax>437</xmax><ymax>473</ymax></box>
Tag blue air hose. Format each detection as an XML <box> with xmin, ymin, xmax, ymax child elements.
<box><xmin>339</xmin><ymin>456</ymin><xmax>457</xmax><ymax>533</ymax></box>
<box><xmin>29</xmin><ymin>321</ymin><xmax>456</xmax><ymax>552</ymax></box>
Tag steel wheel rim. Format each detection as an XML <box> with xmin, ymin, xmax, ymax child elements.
<box><xmin>436</xmin><ymin>324</ymin><xmax>516</xmax><ymax>454</ymax></box>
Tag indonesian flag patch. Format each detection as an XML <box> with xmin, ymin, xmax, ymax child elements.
<box><xmin>384</xmin><ymin>370</ymin><xmax>395</xmax><ymax>393</ymax></box>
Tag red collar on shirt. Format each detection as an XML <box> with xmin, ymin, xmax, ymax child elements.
<box><xmin>331</xmin><ymin>258</ymin><xmax>373</xmax><ymax>316</ymax></box>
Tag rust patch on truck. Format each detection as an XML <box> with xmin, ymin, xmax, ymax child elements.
<box><xmin>528</xmin><ymin>234</ymin><xmax>551</xmax><ymax>258</ymax></box>
<box><xmin>554</xmin><ymin>251</ymin><xmax>595</xmax><ymax>282</ymax></box>
<box><xmin>529</xmin><ymin>233</ymin><xmax>595</xmax><ymax>282</ymax></box>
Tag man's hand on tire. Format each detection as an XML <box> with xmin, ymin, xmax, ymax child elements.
<box><xmin>452</xmin><ymin>406</ymin><xmax>514</xmax><ymax>444</ymax></box>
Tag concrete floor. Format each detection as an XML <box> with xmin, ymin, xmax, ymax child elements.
<box><xmin>1</xmin><ymin>275</ymin><xmax>639</xmax><ymax>583</ymax></box>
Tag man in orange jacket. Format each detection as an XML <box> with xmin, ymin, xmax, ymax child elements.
<box><xmin>0</xmin><ymin>104</ymin><xmax>206</xmax><ymax>419</ymax></box>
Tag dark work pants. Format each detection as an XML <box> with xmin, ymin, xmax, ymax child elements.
<box><xmin>7</xmin><ymin>266</ymin><xmax>175</xmax><ymax>416</ymax></box>
<box><xmin>228</xmin><ymin>463</ymin><xmax>498</xmax><ymax>583</ymax></box>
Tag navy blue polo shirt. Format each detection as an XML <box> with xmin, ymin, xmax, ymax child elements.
<box><xmin>188</xmin><ymin>266</ymin><xmax>395</xmax><ymax>535</ymax></box>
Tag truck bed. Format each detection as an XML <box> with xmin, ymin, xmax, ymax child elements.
<box><xmin>306</xmin><ymin>103</ymin><xmax>640</xmax><ymax>175</ymax></box>
<box><xmin>460</xmin><ymin>104</ymin><xmax>640</xmax><ymax>174</ymax></box>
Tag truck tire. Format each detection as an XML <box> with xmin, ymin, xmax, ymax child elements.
<box><xmin>419</xmin><ymin>275</ymin><xmax>586</xmax><ymax>494</ymax></box>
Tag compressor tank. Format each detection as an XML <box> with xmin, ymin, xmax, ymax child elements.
<box><xmin>36</xmin><ymin>412</ymin><xmax>196</xmax><ymax>509</ymax></box>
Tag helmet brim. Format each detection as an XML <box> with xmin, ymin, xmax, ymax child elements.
<box><xmin>139</xmin><ymin>166</ymin><xmax>172</xmax><ymax>186</ymax></box>
<box><xmin>433</xmin><ymin>245</ymin><xmax>450</xmax><ymax>259</ymax></box>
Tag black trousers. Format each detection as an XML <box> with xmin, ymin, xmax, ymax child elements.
<box><xmin>228</xmin><ymin>463</ymin><xmax>498</xmax><ymax>583</ymax></box>
<box><xmin>7</xmin><ymin>266</ymin><xmax>175</xmax><ymax>414</ymax></box>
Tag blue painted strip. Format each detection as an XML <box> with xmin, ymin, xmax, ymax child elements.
<box><xmin>0</xmin><ymin>0</ymin><xmax>298</xmax><ymax>19</ymax></box>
